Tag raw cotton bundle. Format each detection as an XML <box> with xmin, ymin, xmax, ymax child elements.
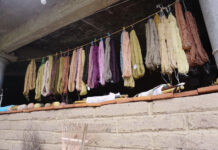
<box><xmin>158</xmin><ymin>16</ymin><xmax>173</xmax><ymax>75</ymax></box>
<box><xmin>110</xmin><ymin>39</ymin><xmax>120</xmax><ymax>83</ymax></box>
<box><xmin>82</xmin><ymin>46</ymin><xmax>90</xmax><ymax>84</ymax></box>
<box><xmin>130</xmin><ymin>29</ymin><xmax>145</xmax><ymax>79</ymax></box>
<box><xmin>104</xmin><ymin>37</ymin><xmax>112</xmax><ymax>83</ymax></box>
<box><xmin>98</xmin><ymin>39</ymin><xmax>105</xmax><ymax>85</ymax></box>
<box><xmin>41</xmin><ymin>60</ymin><xmax>50</xmax><ymax>96</ymax></box>
<box><xmin>68</xmin><ymin>50</ymin><xmax>77</xmax><ymax>92</ymax></box>
<box><xmin>35</xmin><ymin>63</ymin><xmax>45</xmax><ymax>100</ymax></box>
<box><xmin>168</xmin><ymin>13</ymin><xmax>189</xmax><ymax>74</ymax></box>
<box><xmin>50</xmin><ymin>57</ymin><xmax>60</xmax><ymax>95</ymax></box>
<box><xmin>57</xmin><ymin>56</ymin><xmax>65</xmax><ymax>94</ymax></box>
<box><xmin>92</xmin><ymin>44</ymin><xmax>99</xmax><ymax>88</ymax></box>
<box><xmin>87</xmin><ymin>45</ymin><xmax>94</xmax><ymax>89</ymax></box>
<box><xmin>76</xmin><ymin>48</ymin><xmax>84</xmax><ymax>91</ymax></box>
<box><xmin>175</xmin><ymin>1</ymin><xmax>192</xmax><ymax>50</ymax></box>
<box><xmin>145</xmin><ymin>19</ymin><xmax>161</xmax><ymax>70</ymax></box>
<box><xmin>185</xmin><ymin>11</ymin><xmax>209</xmax><ymax>65</ymax></box>
<box><xmin>62</xmin><ymin>56</ymin><xmax>70</xmax><ymax>94</ymax></box>
<box><xmin>23</xmin><ymin>59</ymin><xmax>36</xmax><ymax>99</ymax></box>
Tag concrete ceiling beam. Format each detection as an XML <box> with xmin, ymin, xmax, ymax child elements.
<box><xmin>0</xmin><ymin>0</ymin><xmax>119</xmax><ymax>53</ymax></box>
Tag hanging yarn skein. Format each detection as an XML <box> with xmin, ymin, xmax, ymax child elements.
<box><xmin>76</xmin><ymin>48</ymin><xmax>83</xmax><ymax>91</ymax></box>
<box><xmin>41</xmin><ymin>60</ymin><xmax>50</xmax><ymax>97</ymax></box>
<box><xmin>168</xmin><ymin>13</ymin><xmax>189</xmax><ymax>74</ymax></box>
<box><xmin>165</xmin><ymin>15</ymin><xmax>177</xmax><ymax>70</ymax></box>
<box><xmin>57</xmin><ymin>56</ymin><xmax>65</xmax><ymax>94</ymax></box>
<box><xmin>145</xmin><ymin>18</ymin><xmax>161</xmax><ymax>70</ymax></box>
<box><xmin>80</xmin><ymin>49</ymin><xmax>87</xmax><ymax>96</ymax></box>
<box><xmin>23</xmin><ymin>59</ymin><xmax>36</xmax><ymax>99</ymax></box>
<box><xmin>175</xmin><ymin>1</ymin><xmax>192</xmax><ymax>51</ymax></box>
<box><xmin>62</xmin><ymin>56</ymin><xmax>70</xmax><ymax>94</ymax></box>
<box><xmin>104</xmin><ymin>37</ymin><xmax>112</xmax><ymax>83</ymax></box>
<box><xmin>50</xmin><ymin>56</ymin><xmax>60</xmax><ymax>95</ymax></box>
<box><xmin>130</xmin><ymin>29</ymin><xmax>145</xmax><ymax>79</ymax></box>
<box><xmin>92</xmin><ymin>43</ymin><xmax>100</xmax><ymax>88</ymax></box>
<box><xmin>82</xmin><ymin>46</ymin><xmax>90</xmax><ymax>84</ymax></box>
<box><xmin>98</xmin><ymin>39</ymin><xmax>105</xmax><ymax>85</ymax></box>
<box><xmin>110</xmin><ymin>38</ymin><xmax>120</xmax><ymax>83</ymax></box>
<box><xmin>68</xmin><ymin>50</ymin><xmax>77</xmax><ymax>92</ymax></box>
<box><xmin>87</xmin><ymin>45</ymin><xmax>94</xmax><ymax>89</ymax></box>
<box><xmin>121</xmin><ymin>30</ymin><xmax>135</xmax><ymax>88</ymax></box>
<box><xmin>158</xmin><ymin>15</ymin><xmax>173</xmax><ymax>75</ymax></box>
<box><xmin>35</xmin><ymin>63</ymin><xmax>45</xmax><ymax>100</ymax></box>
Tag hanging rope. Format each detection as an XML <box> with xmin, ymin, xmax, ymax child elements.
<box><xmin>23</xmin><ymin>59</ymin><xmax>36</xmax><ymax>99</ymax></box>
<box><xmin>130</xmin><ymin>29</ymin><xmax>145</xmax><ymax>79</ymax></box>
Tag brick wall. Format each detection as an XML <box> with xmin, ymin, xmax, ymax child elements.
<box><xmin>0</xmin><ymin>93</ymin><xmax>218</xmax><ymax>150</ymax></box>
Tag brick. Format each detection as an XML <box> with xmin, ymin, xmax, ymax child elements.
<box><xmin>187</xmin><ymin>112</ymin><xmax>218</xmax><ymax>130</ymax></box>
<box><xmin>153</xmin><ymin>131</ymin><xmax>218</xmax><ymax>150</ymax></box>
<box><xmin>116</xmin><ymin>114</ymin><xmax>186</xmax><ymax>132</ymax></box>
<box><xmin>40</xmin><ymin>144</ymin><xmax>61</xmax><ymax>150</ymax></box>
<box><xmin>56</xmin><ymin>107</ymin><xmax>95</xmax><ymax>119</ymax></box>
<box><xmin>85</xmin><ymin>147</ymin><xmax>143</xmax><ymax>150</ymax></box>
<box><xmin>95</xmin><ymin>102</ymin><xmax>148</xmax><ymax>117</ymax></box>
<box><xmin>152</xmin><ymin>93</ymin><xmax>218</xmax><ymax>114</ymax></box>
<box><xmin>86</xmin><ymin>133</ymin><xmax>152</xmax><ymax>149</ymax></box>
<box><xmin>0</xmin><ymin>130</ymin><xmax>23</xmax><ymax>140</ymax></box>
<box><xmin>0</xmin><ymin>121</ymin><xmax>11</xmax><ymax>130</ymax></box>
<box><xmin>37</xmin><ymin>131</ymin><xmax>61</xmax><ymax>144</ymax></box>
<box><xmin>7</xmin><ymin>112</ymin><xmax>32</xmax><ymax>121</ymax></box>
<box><xmin>0</xmin><ymin>114</ymin><xmax>9</xmax><ymax>121</ymax></box>
<box><xmin>30</xmin><ymin>110</ymin><xmax>57</xmax><ymax>120</ymax></box>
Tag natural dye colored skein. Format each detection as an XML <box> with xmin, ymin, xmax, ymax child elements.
<box><xmin>50</xmin><ymin>57</ymin><xmax>60</xmax><ymax>95</ymax></box>
<box><xmin>145</xmin><ymin>19</ymin><xmax>161</xmax><ymax>70</ymax></box>
<box><xmin>87</xmin><ymin>45</ymin><xmax>94</xmax><ymax>89</ymax></box>
<box><xmin>62</xmin><ymin>56</ymin><xmax>70</xmax><ymax>94</ymax></box>
<box><xmin>158</xmin><ymin>16</ymin><xmax>173</xmax><ymax>75</ymax></box>
<box><xmin>35</xmin><ymin>63</ymin><xmax>45</xmax><ymax>100</ymax></box>
<box><xmin>57</xmin><ymin>56</ymin><xmax>65</xmax><ymax>94</ymax></box>
<box><xmin>23</xmin><ymin>59</ymin><xmax>36</xmax><ymax>99</ymax></box>
<box><xmin>104</xmin><ymin>37</ymin><xmax>112</xmax><ymax>82</ymax></box>
<box><xmin>175</xmin><ymin>1</ymin><xmax>192</xmax><ymax>50</ymax></box>
<box><xmin>80</xmin><ymin>49</ymin><xmax>87</xmax><ymax>96</ymax></box>
<box><xmin>130</xmin><ymin>29</ymin><xmax>145</xmax><ymax>79</ymax></box>
<box><xmin>92</xmin><ymin>44</ymin><xmax>100</xmax><ymax>88</ymax></box>
<box><xmin>120</xmin><ymin>32</ymin><xmax>124</xmax><ymax>74</ymax></box>
<box><xmin>41</xmin><ymin>60</ymin><xmax>50</xmax><ymax>96</ymax></box>
<box><xmin>121</xmin><ymin>30</ymin><xmax>135</xmax><ymax>88</ymax></box>
<box><xmin>76</xmin><ymin>48</ymin><xmax>83</xmax><ymax>91</ymax></box>
<box><xmin>68</xmin><ymin>50</ymin><xmax>77</xmax><ymax>92</ymax></box>
<box><xmin>121</xmin><ymin>30</ymin><xmax>132</xmax><ymax>78</ymax></box>
<box><xmin>185</xmin><ymin>11</ymin><xmax>209</xmax><ymax>65</ymax></box>
<box><xmin>168</xmin><ymin>13</ymin><xmax>189</xmax><ymax>74</ymax></box>
<box><xmin>98</xmin><ymin>39</ymin><xmax>105</xmax><ymax>85</ymax></box>
<box><xmin>82</xmin><ymin>46</ymin><xmax>90</xmax><ymax>84</ymax></box>
<box><xmin>165</xmin><ymin>15</ymin><xmax>177</xmax><ymax>70</ymax></box>
<box><xmin>154</xmin><ymin>14</ymin><xmax>161</xmax><ymax>32</ymax></box>
<box><xmin>110</xmin><ymin>39</ymin><xmax>120</xmax><ymax>83</ymax></box>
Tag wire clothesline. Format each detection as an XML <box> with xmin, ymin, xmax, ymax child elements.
<box><xmin>17</xmin><ymin>0</ymin><xmax>178</xmax><ymax>62</ymax></box>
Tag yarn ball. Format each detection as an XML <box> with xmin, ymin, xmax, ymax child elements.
<box><xmin>27</xmin><ymin>103</ymin><xmax>34</xmax><ymax>109</ymax></box>
<box><xmin>45</xmin><ymin>103</ymin><xmax>51</xmax><ymax>107</ymax></box>
<box><xmin>17</xmin><ymin>104</ymin><xmax>27</xmax><ymax>111</ymax></box>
